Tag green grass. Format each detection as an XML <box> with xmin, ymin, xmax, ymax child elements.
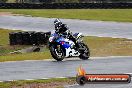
<box><xmin>0</xmin><ymin>29</ymin><xmax>27</xmax><ymax>55</ymax></box>
<box><xmin>0</xmin><ymin>29</ymin><xmax>17</xmax><ymax>45</ymax></box>
<box><xmin>0</xmin><ymin>52</ymin><xmax>52</xmax><ymax>62</ymax></box>
<box><xmin>84</xmin><ymin>36</ymin><xmax>132</xmax><ymax>56</ymax></box>
<box><xmin>6</xmin><ymin>0</ymin><xmax>16</xmax><ymax>3</ymax></box>
<box><xmin>1</xmin><ymin>9</ymin><xmax>132</xmax><ymax>22</ymax></box>
<box><xmin>0</xmin><ymin>77</ymin><xmax>75</xmax><ymax>88</ymax></box>
<box><xmin>0</xmin><ymin>29</ymin><xmax>132</xmax><ymax>62</ymax></box>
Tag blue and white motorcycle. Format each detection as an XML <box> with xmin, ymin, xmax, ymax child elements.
<box><xmin>49</xmin><ymin>32</ymin><xmax>90</xmax><ymax>61</ymax></box>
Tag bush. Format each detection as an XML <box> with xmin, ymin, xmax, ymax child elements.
<box><xmin>0</xmin><ymin>0</ymin><xmax>8</xmax><ymax>3</ymax></box>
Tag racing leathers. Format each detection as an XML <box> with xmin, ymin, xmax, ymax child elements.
<box><xmin>55</xmin><ymin>23</ymin><xmax>79</xmax><ymax>49</ymax></box>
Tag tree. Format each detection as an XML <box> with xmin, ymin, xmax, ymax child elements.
<box><xmin>39</xmin><ymin>0</ymin><xmax>53</xmax><ymax>3</ymax></box>
<box><xmin>0</xmin><ymin>0</ymin><xmax>8</xmax><ymax>3</ymax></box>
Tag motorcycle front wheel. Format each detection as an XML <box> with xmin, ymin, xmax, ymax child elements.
<box><xmin>49</xmin><ymin>45</ymin><xmax>65</xmax><ymax>61</ymax></box>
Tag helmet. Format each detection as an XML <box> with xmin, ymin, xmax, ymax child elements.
<box><xmin>54</xmin><ymin>19</ymin><xmax>62</xmax><ymax>29</ymax></box>
<box><xmin>54</xmin><ymin>18</ymin><xmax>62</xmax><ymax>25</ymax></box>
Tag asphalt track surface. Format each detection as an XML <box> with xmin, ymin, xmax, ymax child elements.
<box><xmin>66</xmin><ymin>80</ymin><xmax>132</xmax><ymax>88</ymax></box>
<box><xmin>0</xmin><ymin>16</ymin><xmax>132</xmax><ymax>88</ymax></box>
<box><xmin>0</xmin><ymin>15</ymin><xmax>132</xmax><ymax>39</ymax></box>
<box><xmin>0</xmin><ymin>56</ymin><xmax>132</xmax><ymax>82</ymax></box>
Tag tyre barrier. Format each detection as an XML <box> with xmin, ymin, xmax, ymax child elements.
<box><xmin>0</xmin><ymin>3</ymin><xmax>132</xmax><ymax>9</ymax></box>
<box><xmin>9</xmin><ymin>31</ymin><xmax>51</xmax><ymax>45</ymax></box>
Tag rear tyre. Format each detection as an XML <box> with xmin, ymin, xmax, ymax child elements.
<box><xmin>49</xmin><ymin>45</ymin><xmax>65</xmax><ymax>61</ymax></box>
<box><xmin>79</xmin><ymin>43</ymin><xmax>90</xmax><ymax>60</ymax></box>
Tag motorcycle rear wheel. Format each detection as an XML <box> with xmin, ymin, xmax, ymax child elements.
<box><xmin>79</xmin><ymin>43</ymin><xmax>90</xmax><ymax>60</ymax></box>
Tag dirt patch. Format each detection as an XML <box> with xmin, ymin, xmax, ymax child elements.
<box><xmin>0</xmin><ymin>12</ymin><xmax>22</xmax><ymax>16</ymax></box>
<box><xmin>0</xmin><ymin>12</ymin><xmax>13</xmax><ymax>16</ymax></box>
<box><xmin>11</xmin><ymin>80</ymin><xmax>76</xmax><ymax>88</ymax></box>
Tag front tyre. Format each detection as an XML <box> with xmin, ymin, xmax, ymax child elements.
<box><xmin>49</xmin><ymin>45</ymin><xmax>65</xmax><ymax>61</ymax></box>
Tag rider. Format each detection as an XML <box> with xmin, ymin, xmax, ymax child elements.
<box><xmin>54</xmin><ymin>18</ymin><xmax>79</xmax><ymax>50</ymax></box>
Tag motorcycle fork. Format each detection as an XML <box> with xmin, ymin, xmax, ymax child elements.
<box><xmin>57</xmin><ymin>45</ymin><xmax>61</xmax><ymax>51</ymax></box>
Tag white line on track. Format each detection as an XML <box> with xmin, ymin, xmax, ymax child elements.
<box><xmin>0</xmin><ymin>73</ymin><xmax>132</xmax><ymax>82</ymax></box>
<box><xmin>1</xmin><ymin>56</ymin><xmax>132</xmax><ymax>63</ymax></box>
<box><xmin>0</xmin><ymin>76</ymin><xmax>71</xmax><ymax>82</ymax></box>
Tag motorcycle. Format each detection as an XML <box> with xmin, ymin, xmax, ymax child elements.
<box><xmin>49</xmin><ymin>32</ymin><xmax>90</xmax><ymax>61</ymax></box>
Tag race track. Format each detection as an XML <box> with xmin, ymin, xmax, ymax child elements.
<box><xmin>0</xmin><ymin>15</ymin><xmax>132</xmax><ymax>39</ymax></box>
<box><xmin>67</xmin><ymin>80</ymin><xmax>132</xmax><ymax>88</ymax></box>
<box><xmin>0</xmin><ymin>15</ymin><xmax>132</xmax><ymax>87</ymax></box>
<box><xmin>0</xmin><ymin>56</ymin><xmax>132</xmax><ymax>82</ymax></box>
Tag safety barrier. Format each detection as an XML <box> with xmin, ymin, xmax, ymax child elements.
<box><xmin>9</xmin><ymin>31</ymin><xmax>51</xmax><ymax>45</ymax></box>
<box><xmin>0</xmin><ymin>3</ymin><xmax>132</xmax><ymax>9</ymax></box>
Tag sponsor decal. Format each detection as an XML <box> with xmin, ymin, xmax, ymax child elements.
<box><xmin>76</xmin><ymin>66</ymin><xmax>131</xmax><ymax>85</ymax></box>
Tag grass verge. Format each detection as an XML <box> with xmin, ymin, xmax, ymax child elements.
<box><xmin>0</xmin><ymin>29</ymin><xmax>28</xmax><ymax>55</ymax></box>
<box><xmin>0</xmin><ymin>77</ymin><xmax>75</xmax><ymax>88</ymax></box>
<box><xmin>84</xmin><ymin>36</ymin><xmax>132</xmax><ymax>57</ymax></box>
<box><xmin>0</xmin><ymin>9</ymin><xmax>132</xmax><ymax>22</ymax></box>
<box><xmin>0</xmin><ymin>29</ymin><xmax>132</xmax><ymax>62</ymax></box>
